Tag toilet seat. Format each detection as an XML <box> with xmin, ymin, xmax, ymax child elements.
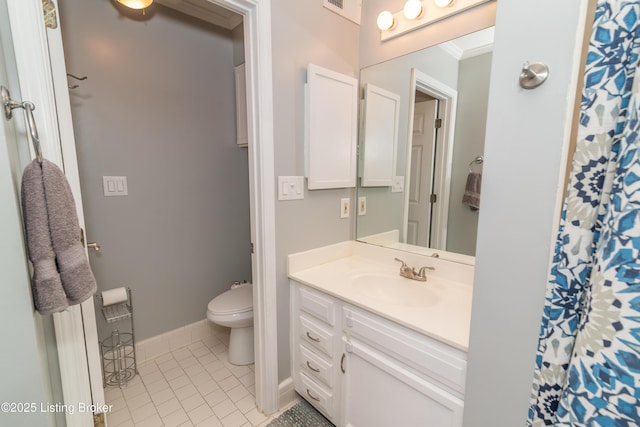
<box><xmin>207</xmin><ymin>284</ymin><xmax>253</xmax><ymax>315</ymax></box>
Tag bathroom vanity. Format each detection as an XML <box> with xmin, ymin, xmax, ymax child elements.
<box><xmin>288</xmin><ymin>241</ymin><xmax>473</xmax><ymax>426</ymax></box>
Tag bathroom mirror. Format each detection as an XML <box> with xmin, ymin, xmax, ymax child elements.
<box><xmin>356</xmin><ymin>27</ymin><xmax>494</xmax><ymax>264</ymax></box>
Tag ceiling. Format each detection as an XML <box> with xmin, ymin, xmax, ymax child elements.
<box><xmin>440</xmin><ymin>26</ymin><xmax>495</xmax><ymax>60</ymax></box>
<box><xmin>155</xmin><ymin>0</ymin><xmax>243</xmax><ymax>30</ymax></box>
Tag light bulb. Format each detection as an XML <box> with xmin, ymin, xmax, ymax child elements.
<box><xmin>403</xmin><ymin>0</ymin><xmax>423</xmax><ymax>20</ymax></box>
<box><xmin>434</xmin><ymin>0</ymin><xmax>454</xmax><ymax>7</ymax></box>
<box><xmin>117</xmin><ymin>0</ymin><xmax>153</xmax><ymax>10</ymax></box>
<box><xmin>376</xmin><ymin>11</ymin><xmax>394</xmax><ymax>31</ymax></box>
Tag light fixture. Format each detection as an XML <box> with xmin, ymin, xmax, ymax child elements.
<box><xmin>376</xmin><ymin>11</ymin><xmax>395</xmax><ymax>31</ymax></box>
<box><xmin>116</xmin><ymin>0</ymin><xmax>153</xmax><ymax>10</ymax></box>
<box><xmin>403</xmin><ymin>0</ymin><xmax>423</xmax><ymax>20</ymax></box>
<box><xmin>377</xmin><ymin>0</ymin><xmax>491</xmax><ymax>41</ymax></box>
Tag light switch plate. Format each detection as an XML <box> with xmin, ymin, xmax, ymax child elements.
<box><xmin>392</xmin><ymin>176</ymin><xmax>405</xmax><ymax>193</ymax></box>
<box><xmin>278</xmin><ymin>176</ymin><xmax>304</xmax><ymax>200</ymax></box>
<box><xmin>103</xmin><ymin>176</ymin><xmax>128</xmax><ymax>197</ymax></box>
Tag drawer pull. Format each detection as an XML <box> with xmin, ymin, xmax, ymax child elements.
<box><xmin>306</xmin><ymin>331</ymin><xmax>321</xmax><ymax>342</ymax></box>
<box><xmin>306</xmin><ymin>361</ymin><xmax>320</xmax><ymax>373</ymax></box>
<box><xmin>341</xmin><ymin>353</ymin><xmax>346</xmax><ymax>374</ymax></box>
<box><xmin>306</xmin><ymin>388</ymin><xmax>321</xmax><ymax>402</ymax></box>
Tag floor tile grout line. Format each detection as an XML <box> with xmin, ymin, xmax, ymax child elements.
<box><xmin>105</xmin><ymin>335</ymin><xmax>282</xmax><ymax>427</ymax></box>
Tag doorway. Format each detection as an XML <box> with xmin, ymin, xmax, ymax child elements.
<box><xmin>407</xmin><ymin>95</ymin><xmax>439</xmax><ymax>247</ymax></box>
<box><xmin>403</xmin><ymin>69</ymin><xmax>457</xmax><ymax>251</ymax></box>
<box><xmin>56</xmin><ymin>0</ymin><xmax>265</xmax><ymax>424</ymax></box>
<box><xmin>4</xmin><ymin>0</ymin><xmax>278</xmax><ymax>423</ymax></box>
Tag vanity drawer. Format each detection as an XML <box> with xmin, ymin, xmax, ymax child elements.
<box><xmin>297</xmin><ymin>372</ymin><xmax>334</xmax><ymax>420</ymax></box>
<box><xmin>300</xmin><ymin>315</ymin><xmax>334</xmax><ymax>357</ymax></box>
<box><xmin>299</xmin><ymin>344</ymin><xmax>334</xmax><ymax>387</ymax></box>
<box><xmin>299</xmin><ymin>287</ymin><xmax>335</xmax><ymax>325</ymax></box>
<box><xmin>344</xmin><ymin>307</ymin><xmax>467</xmax><ymax>394</ymax></box>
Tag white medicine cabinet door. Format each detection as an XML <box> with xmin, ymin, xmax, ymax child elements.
<box><xmin>360</xmin><ymin>83</ymin><xmax>400</xmax><ymax>187</ymax></box>
<box><xmin>234</xmin><ymin>63</ymin><xmax>248</xmax><ymax>146</ymax></box>
<box><xmin>305</xmin><ymin>63</ymin><xmax>358</xmax><ymax>189</ymax></box>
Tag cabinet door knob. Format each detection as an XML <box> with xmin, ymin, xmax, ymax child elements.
<box><xmin>306</xmin><ymin>361</ymin><xmax>320</xmax><ymax>373</ymax></box>
<box><xmin>306</xmin><ymin>331</ymin><xmax>321</xmax><ymax>342</ymax></box>
<box><xmin>306</xmin><ymin>388</ymin><xmax>321</xmax><ymax>402</ymax></box>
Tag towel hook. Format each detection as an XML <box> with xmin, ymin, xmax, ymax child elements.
<box><xmin>66</xmin><ymin>73</ymin><xmax>88</xmax><ymax>90</ymax></box>
<box><xmin>519</xmin><ymin>62</ymin><xmax>549</xmax><ymax>90</ymax></box>
<box><xmin>468</xmin><ymin>155</ymin><xmax>484</xmax><ymax>173</ymax></box>
<box><xmin>1</xmin><ymin>86</ymin><xmax>43</xmax><ymax>163</ymax></box>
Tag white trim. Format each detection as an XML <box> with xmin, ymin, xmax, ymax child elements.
<box><xmin>45</xmin><ymin>0</ymin><xmax>106</xmax><ymax>411</ymax></box>
<box><xmin>205</xmin><ymin>0</ymin><xmax>279</xmax><ymax>414</ymax></box>
<box><xmin>278</xmin><ymin>376</ymin><xmax>297</xmax><ymax>409</ymax></box>
<box><xmin>403</xmin><ymin>69</ymin><xmax>457</xmax><ymax>250</ymax></box>
<box><xmin>135</xmin><ymin>319</ymin><xmax>225</xmax><ymax>363</ymax></box>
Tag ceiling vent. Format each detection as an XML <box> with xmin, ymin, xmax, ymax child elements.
<box><xmin>323</xmin><ymin>0</ymin><xmax>361</xmax><ymax>24</ymax></box>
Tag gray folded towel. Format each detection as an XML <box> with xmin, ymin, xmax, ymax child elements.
<box><xmin>21</xmin><ymin>159</ymin><xmax>97</xmax><ymax>314</ymax></box>
<box><xmin>41</xmin><ymin>160</ymin><xmax>97</xmax><ymax>305</ymax></box>
<box><xmin>21</xmin><ymin>161</ymin><xmax>69</xmax><ymax>314</ymax></box>
<box><xmin>462</xmin><ymin>171</ymin><xmax>482</xmax><ymax>211</ymax></box>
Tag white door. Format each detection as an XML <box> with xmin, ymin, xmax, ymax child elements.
<box><xmin>343</xmin><ymin>338</ymin><xmax>463</xmax><ymax>427</ymax></box>
<box><xmin>3</xmin><ymin>2</ymin><xmax>104</xmax><ymax>426</ymax></box>
<box><xmin>407</xmin><ymin>98</ymin><xmax>438</xmax><ymax>246</ymax></box>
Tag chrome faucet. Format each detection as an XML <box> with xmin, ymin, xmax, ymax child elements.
<box><xmin>394</xmin><ymin>258</ymin><xmax>435</xmax><ymax>282</ymax></box>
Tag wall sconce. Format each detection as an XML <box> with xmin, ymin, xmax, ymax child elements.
<box><xmin>115</xmin><ymin>0</ymin><xmax>153</xmax><ymax>10</ymax></box>
<box><xmin>378</xmin><ymin>0</ymin><xmax>493</xmax><ymax>41</ymax></box>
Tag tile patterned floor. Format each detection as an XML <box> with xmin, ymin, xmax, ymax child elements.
<box><xmin>105</xmin><ymin>332</ymin><xmax>288</xmax><ymax>427</ymax></box>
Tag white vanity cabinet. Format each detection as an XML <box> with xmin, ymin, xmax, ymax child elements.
<box><xmin>291</xmin><ymin>280</ymin><xmax>467</xmax><ymax>427</ymax></box>
<box><xmin>291</xmin><ymin>283</ymin><xmax>343</xmax><ymax>423</ymax></box>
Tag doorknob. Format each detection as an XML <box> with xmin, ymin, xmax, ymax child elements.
<box><xmin>87</xmin><ymin>242</ymin><xmax>100</xmax><ymax>251</ymax></box>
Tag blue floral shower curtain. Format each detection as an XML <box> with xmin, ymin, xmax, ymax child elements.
<box><xmin>528</xmin><ymin>1</ymin><xmax>640</xmax><ymax>425</ymax></box>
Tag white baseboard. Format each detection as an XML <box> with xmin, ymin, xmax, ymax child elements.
<box><xmin>278</xmin><ymin>376</ymin><xmax>297</xmax><ymax>410</ymax></box>
<box><xmin>135</xmin><ymin>319</ymin><xmax>229</xmax><ymax>363</ymax></box>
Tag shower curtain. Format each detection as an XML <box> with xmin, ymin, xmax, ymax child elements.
<box><xmin>528</xmin><ymin>1</ymin><xmax>640</xmax><ymax>425</ymax></box>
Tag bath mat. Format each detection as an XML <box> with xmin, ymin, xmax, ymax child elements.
<box><xmin>267</xmin><ymin>399</ymin><xmax>334</xmax><ymax>427</ymax></box>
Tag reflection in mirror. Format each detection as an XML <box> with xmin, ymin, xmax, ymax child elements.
<box><xmin>356</xmin><ymin>27</ymin><xmax>494</xmax><ymax>264</ymax></box>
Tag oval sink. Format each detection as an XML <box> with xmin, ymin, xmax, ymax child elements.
<box><xmin>349</xmin><ymin>273</ymin><xmax>440</xmax><ymax>307</ymax></box>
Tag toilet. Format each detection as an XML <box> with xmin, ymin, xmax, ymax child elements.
<box><xmin>206</xmin><ymin>283</ymin><xmax>254</xmax><ymax>365</ymax></box>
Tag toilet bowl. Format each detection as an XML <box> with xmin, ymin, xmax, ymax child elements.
<box><xmin>207</xmin><ymin>283</ymin><xmax>254</xmax><ymax>365</ymax></box>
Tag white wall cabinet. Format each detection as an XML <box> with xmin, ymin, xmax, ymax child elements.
<box><xmin>360</xmin><ymin>83</ymin><xmax>400</xmax><ymax>187</ymax></box>
<box><xmin>291</xmin><ymin>280</ymin><xmax>466</xmax><ymax>427</ymax></box>
<box><xmin>305</xmin><ymin>64</ymin><xmax>358</xmax><ymax>189</ymax></box>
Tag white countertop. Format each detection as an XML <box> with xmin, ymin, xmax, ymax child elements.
<box><xmin>288</xmin><ymin>241</ymin><xmax>474</xmax><ymax>351</ymax></box>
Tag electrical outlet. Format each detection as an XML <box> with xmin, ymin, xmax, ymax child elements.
<box><xmin>358</xmin><ymin>196</ymin><xmax>366</xmax><ymax>216</ymax></box>
<box><xmin>340</xmin><ymin>198</ymin><xmax>350</xmax><ymax>218</ymax></box>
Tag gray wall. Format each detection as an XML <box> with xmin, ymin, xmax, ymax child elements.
<box><xmin>270</xmin><ymin>0</ymin><xmax>360</xmax><ymax>381</ymax></box>
<box><xmin>463</xmin><ymin>0</ymin><xmax>586</xmax><ymax>425</ymax></box>
<box><xmin>58</xmin><ymin>0</ymin><xmax>252</xmax><ymax>341</ymax></box>
<box><xmin>446</xmin><ymin>52</ymin><xmax>492</xmax><ymax>256</ymax></box>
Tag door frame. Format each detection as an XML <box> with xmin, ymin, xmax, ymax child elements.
<box><xmin>7</xmin><ymin>0</ymin><xmax>279</xmax><ymax>418</ymax></box>
<box><xmin>403</xmin><ymin>69</ymin><xmax>457</xmax><ymax>250</ymax></box>
<box><xmin>407</xmin><ymin>98</ymin><xmax>438</xmax><ymax>246</ymax></box>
